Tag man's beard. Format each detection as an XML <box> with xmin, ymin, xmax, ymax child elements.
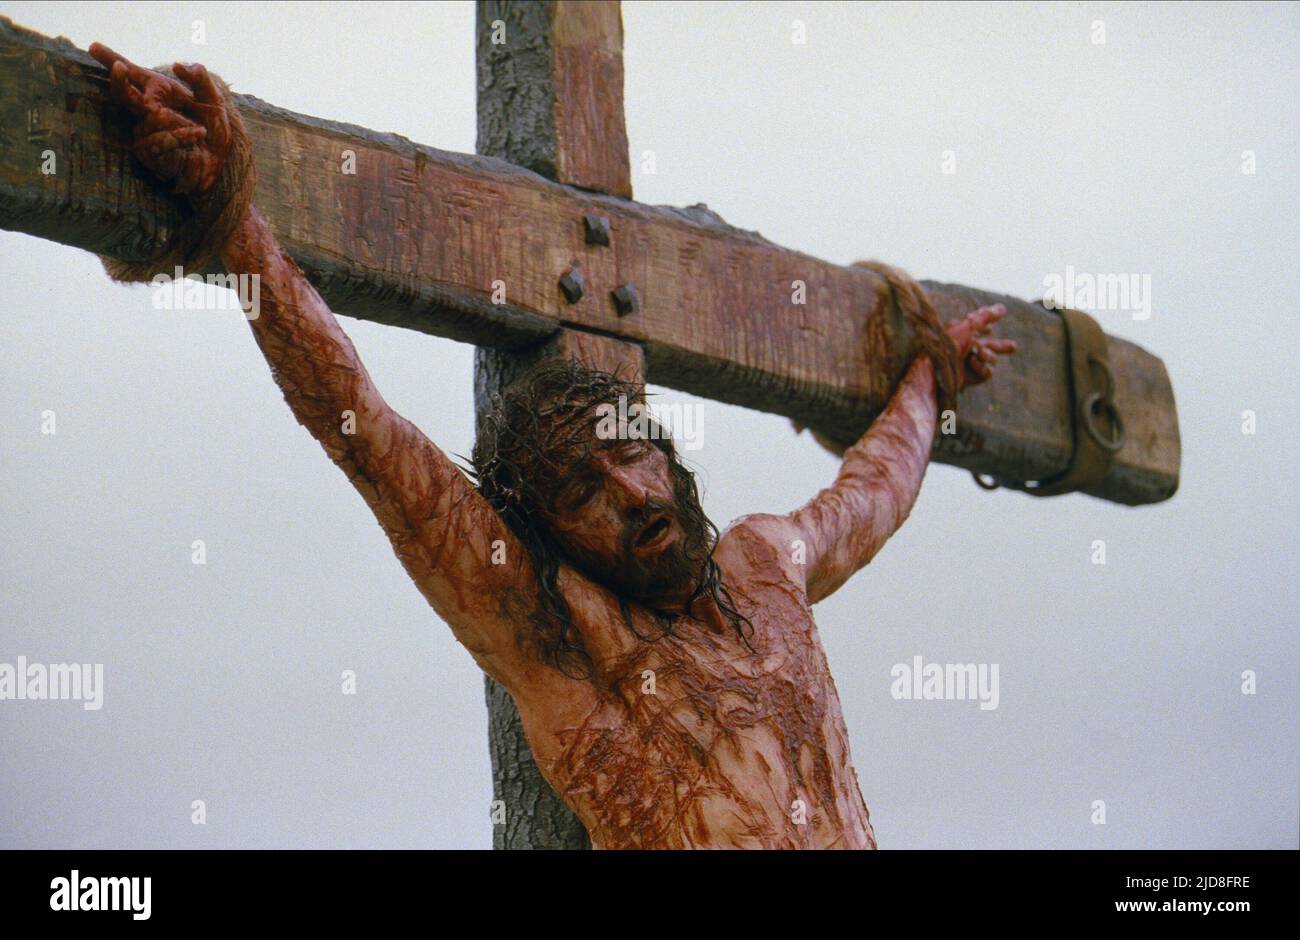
<box><xmin>575</xmin><ymin>480</ymin><xmax>713</xmax><ymax>608</ymax></box>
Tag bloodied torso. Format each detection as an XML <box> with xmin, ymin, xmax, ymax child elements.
<box><xmin>202</xmin><ymin>165</ymin><xmax>952</xmax><ymax>851</ymax></box>
<box><xmin>512</xmin><ymin>516</ymin><xmax>877</xmax><ymax>850</ymax></box>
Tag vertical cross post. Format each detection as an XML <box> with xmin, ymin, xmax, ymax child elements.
<box><xmin>474</xmin><ymin>0</ymin><xmax>634</xmax><ymax>849</ymax></box>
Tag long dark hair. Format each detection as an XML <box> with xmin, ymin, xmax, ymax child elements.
<box><xmin>470</xmin><ymin>359</ymin><xmax>754</xmax><ymax>678</ymax></box>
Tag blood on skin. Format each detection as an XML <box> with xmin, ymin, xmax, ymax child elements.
<box><xmin>97</xmin><ymin>47</ymin><xmax>1008</xmax><ymax>849</ymax></box>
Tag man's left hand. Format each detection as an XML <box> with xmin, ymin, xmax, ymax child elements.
<box><xmin>945</xmin><ymin>304</ymin><xmax>1018</xmax><ymax>390</ymax></box>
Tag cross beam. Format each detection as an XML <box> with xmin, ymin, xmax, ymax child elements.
<box><xmin>0</xmin><ymin>13</ymin><xmax>1179</xmax><ymax>506</ymax></box>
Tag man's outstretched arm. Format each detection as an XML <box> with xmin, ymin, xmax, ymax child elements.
<box><xmin>784</xmin><ymin>305</ymin><xmax>1016</xmax><ymax>604</ymax></box>
<box><xmin>89</xmin><ymin>45</ymin><xmax>546</xmax><ymax>691</ymax></box>
<box><xmin>222</xmin><ymin>206</ymin><xmax>544</xmax><ymax>681</ymax></box>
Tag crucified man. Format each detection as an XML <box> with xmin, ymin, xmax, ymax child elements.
<box><xmin>91</xmin><ymin>46</ymin><xmax>1016</xmax><ymax>849</ymax></box>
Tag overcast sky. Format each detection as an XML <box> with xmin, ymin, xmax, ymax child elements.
<box><xmin>1</xmin><ymin>1</ymin><xmax>1296</xmax><ymax>849</ymax></box>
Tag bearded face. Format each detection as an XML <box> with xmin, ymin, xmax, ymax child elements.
<box><xmin>541</xmin><ymin>433</ymin><xmax>713</xmax><ymax>609</ymax></box>
<box><xmin>473</xmin><ymin>360</ymin><xmax>754</xmax><ymax>676</ymax></box>
<box><xmin>472</xmin><ymin>360</ymin><xmax>720</xmax><ymax>625</ymax></box>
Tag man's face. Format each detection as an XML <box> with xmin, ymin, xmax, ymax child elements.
<box><xmin>542</xmin><ymin>434</ymin><xmax>709</xmax><ymax>607</ymax></box>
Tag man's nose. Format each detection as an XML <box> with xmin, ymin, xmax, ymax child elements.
<box><xmin>606</xmin><ymin>466</ymin><xmax>649</xmax><ymax>510</ymax></box>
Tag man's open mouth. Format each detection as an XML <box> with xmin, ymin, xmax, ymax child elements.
<box><xmin>634</xmin><ymin>514</ymin><xmax>672</xmax><ymax>549</ymax></box>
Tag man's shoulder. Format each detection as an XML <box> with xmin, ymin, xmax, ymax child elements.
<box><xmin>720</xmin><ymin>512</ymin><xmax>796</xmax><ymax>541</ymax></box>
<box><xmin>716</xmin><ymin>513</ymin><xmax>803</xmax><ymax>575</ymax></box>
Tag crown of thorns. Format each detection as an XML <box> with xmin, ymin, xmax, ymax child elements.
<box><xmin>471</xmin><ymin>359</ymin><xmax>658</xmax><ymax>520</ymax></box>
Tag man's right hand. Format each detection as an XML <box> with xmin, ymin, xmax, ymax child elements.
<box><xmin>89</xmin><ymin>43</ymin><xmax>231</xmax><ymax>201</ymax></box>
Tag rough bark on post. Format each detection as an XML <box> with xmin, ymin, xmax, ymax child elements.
<box><xmin>475</xmin><ymin>0</ymin><xmax>633</xmax><ymax>850</ymax></box>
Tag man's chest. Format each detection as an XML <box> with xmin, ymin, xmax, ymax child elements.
<box><xmin>532</xmin><ymin>575</ymin><xmax>868</xmax><ymax>847</ymax></box>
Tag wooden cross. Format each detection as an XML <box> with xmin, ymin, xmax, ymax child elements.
<box><xmin>0</xmin><ymin>2</ymin><xmax>1180</xmax><ymax>849</ymax></box>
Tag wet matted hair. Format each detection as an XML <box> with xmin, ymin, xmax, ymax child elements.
<box><xmin>469</xmin><ymin>358</ymin><xmax>754</xmax><ymax>678</ymax></box>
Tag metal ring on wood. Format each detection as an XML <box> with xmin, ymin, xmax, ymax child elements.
<box><xmin>1089</xmin><ymin>353</ymin><xmax>1117</xmax><ymax>401</ymax></box>
<box><xmin>974</xmin><ymin>306</ymin><xmax>1124</xmax><ymax>497</ymax></box>
<box><xmin>1082</xmin><ymin>393</ymin><xmax>1126</xmax><ymax>453</ymax></box>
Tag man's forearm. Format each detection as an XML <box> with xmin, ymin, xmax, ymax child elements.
<box><xmin>221</xmin><ymin>204</ymin><xmax>394</xmax><ymax>468</ymax></box>
<box><xmin>843</xmin><ymin>354</ymin><xmax>940</xmax><ymax>530</ymax></box>
<box><xmin>791</xmin><ymin>355</ymin><xmax>939</xmax><ymax>602</ymax></box>
<box><xmin>222</xmin><ymin>202</ymin><xmax>437</xmax><ymax>540</ymax></box>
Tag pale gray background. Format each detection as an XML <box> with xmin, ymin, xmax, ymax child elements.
<box><xmin>1</xmin><ymin>1</ymin><xmax>1296</xmax><ymax>849</ymax></box>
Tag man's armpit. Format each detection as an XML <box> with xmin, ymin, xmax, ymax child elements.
<box><xmin>495</xmin><ymin>584</ymin><xmax>555</xmax><ymax>664</ymax></box>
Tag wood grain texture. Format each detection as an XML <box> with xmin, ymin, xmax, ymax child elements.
<box><xmin>0</xmin><ymin>15</ymin><xmax>1178</xmax><ymax>504</ymax></box>
<box><xmin>476</xmin><ymin>1</ymin><xmax>631</xmax><ymax>197</ymax></box>
<box><xmin>549</xmin><ymin>1</ymin><xmax>631</xmax><ymax>197</ymax></box>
